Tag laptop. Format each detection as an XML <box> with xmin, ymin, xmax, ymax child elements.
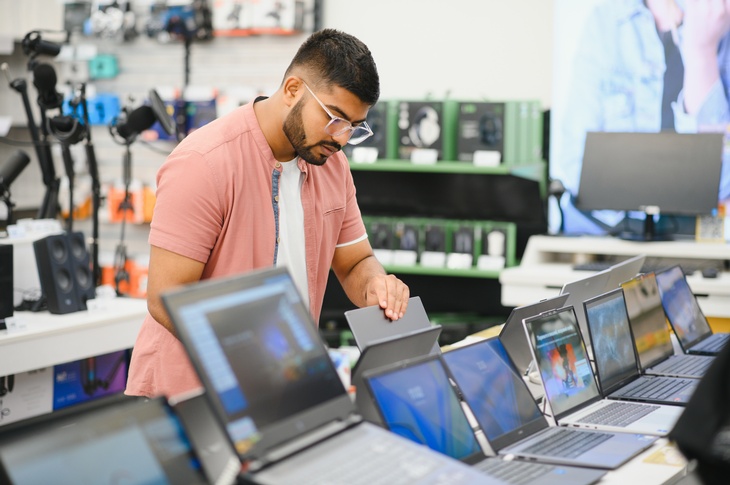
<box><xmin>621</xmin><ymin>272</ymin><xmax>714</xmax><ymax>378</ymax></box>
<box><xmin>583</xmin><ymin>288</ymin><xmax>697</xmax><ymax>407</ymax></box>
<box><xmin>161</xmin><ymin>266</ymin><xmax>492</xmax><ymax>485</ymax></box>
<box><xmin>498</xmin><ymin>294</ymin><xmax>570</xmax><ymax>376</ymax></box>
<box><xmin>350</xmin><ymin>325</ymin><xmax>443</xmax><ymax>425</ymax></box>
<box><xmin>523</xmin><ymin>305</ymin><xmax>682</xmax><ymax>435</ymax></box>
<box><xmin>442</xmin><ymin>337</ymin><xmax>656</xmax><ymax>469</ymax></box>
<box><xmin>344</xmin><ymin>295</ymin><xmax>441</xmax><ymax>354</ymax></box>
<box><xmin>602</xmin><ymin>254</ymin><xmax>647</xmax><ymax>291</ymax></box>
<box><xmin>363</xmin><ymin>353</ymin><xmax>607</xmax><ymax>485</ymax></box>
<box><xmin>655</xmin><ymin>265</ymin><xmax>730</xmax><ymax>356</ymax></box>
<box><xmin>0</xmin><ymin>396</ymin><xmax>217</xmax><ymax>485</ymax></box>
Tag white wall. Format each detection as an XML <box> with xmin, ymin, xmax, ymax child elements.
<box><xmin>322</xmin><ymin>0</ymin><xmax>554</xmax><ymax>106</ymax></box>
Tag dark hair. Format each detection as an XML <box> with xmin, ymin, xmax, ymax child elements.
<box><xmin>285</xmin><ymin>29</ymin><xmax>380</xmax><ymax>105</ymax></box>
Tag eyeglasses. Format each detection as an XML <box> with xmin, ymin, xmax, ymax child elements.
<box><xmin>302</xmin><ymin>82</ymin><xmax>373</xmax><ymax>145</ymax></box>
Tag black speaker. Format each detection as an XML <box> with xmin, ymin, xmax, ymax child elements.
<box><xmin>0</xmin><ymin>245</ymin><xmax>12</xmax><ymax>323</ymax></box>
<box><xmin>33</xmin><ymin>232</ymin><xmax>96</xmax><ymax>314</ymax></box>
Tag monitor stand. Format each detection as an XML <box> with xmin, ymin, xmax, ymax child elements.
<box><xmin>617</xmin><ymin>207</ymin><xmax>673</xmax><ymax>242</ymax></box>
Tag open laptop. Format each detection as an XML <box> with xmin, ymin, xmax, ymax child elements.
<box><xmin>161</xmin><ymin>266</ymin><xmax>492</xmax><ymax>485</ymax></box>
<box><xmin>523</xmin><ymin>305</ymin><xmax>682</xmax><ymax>435</ymax></box>
<box><xmin>583</xmin><ymin>288</ymin><xmax>697</xmax><ymax>407</ymax></box>
<box><xmin>442</xmin><ymin>337</ymin><xmax>656</xmax><ymax>469</ymax></box>
<box><xmin>363</xmin><ymin>353</ymin><xmax>606</xmax><ymax>485</ymax></box>
<box><xmin>655</xmin><ymin>265</ymin><xmax>730</xmax><ymax>356</ymax></box>
<box><xmin>498</xmin><ymin>294</ymin><xmax>570</xmax><ymax>377</ymax></box>
<box><xmin>350</xmin><ymin>325</ymin><xmax>443</xmax><ymax>425</ymax></box>
<box><xmin>621</xmin><ymin>272</ymin><xmax>714</xmax><ymax>378</ymax></box>
<box><xmin>0</xmin><ymin>396</ymin><xmax>219</xmax><ymax>485</ymax></box>
<box><xmin>344</xmin><ymin>295</ymin><xmax>441</xmax><ymax>354</ymax></box>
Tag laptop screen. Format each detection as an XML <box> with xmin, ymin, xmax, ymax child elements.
<box><xmin>524</xmin><ymin>307</ymin><xmax>601</xmax><ymax>418</ymax></box>
<box><xmin>442</xmin><ymin>338</ymin><xmax>545</xmax><ymax>445</ymax></box>
<box><xmin>584</xmin><ymin>289</ymin><xmax>640</xmax><ymax>392</ymax></box>
<box><xmin>621</xmin><ymin>273</ymin><xmax>673</xmax><ymax>369</ymax></box>
<box><xmin>656</xmin><ymin>266</ymin><xmax>712</xmax><ymax>348</ymax></box>
<box><xmin>0</xmin><ymin>398</ymin><xmax>207</xmax><ymax>485</ymax></box>
<box><xmin>365</xmin><ymin>356</ymin><xmax>483</xmax><ymax>463</ymax></box>
<box><xmin>162</xmin><ymin>268</ymin><xmax>347</xmax><ymax>461</ymax></box>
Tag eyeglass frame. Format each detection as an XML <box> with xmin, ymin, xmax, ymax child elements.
<box><xmin>301</xmin><ymin>81</ymin><xmax>374</xmax><ymax>145</ymax></box>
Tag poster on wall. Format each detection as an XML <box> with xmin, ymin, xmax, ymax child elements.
<box><xmin>551</xmin><ymin>0</ymin><xmax>730</xmax><ymax>236</ymax></box>
<box><xmin>212</xmin><ymin>0</ymin><xmax>317</xmax><ymax>37</ymax></box>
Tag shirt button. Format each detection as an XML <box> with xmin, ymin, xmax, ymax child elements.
<box><xmin>275</xmin><ymin>162</ymin><xmax>281</xmax><ymax>168</ymax></box>
<box><xmin>274</xmin><ymin>195</ymin><xmax>279</xmax><ymax>202</ymax></box>
<box><xmin>277</xmin><ymin>237</ymin><xmax>281</xmax><ymax>243</ymax></box>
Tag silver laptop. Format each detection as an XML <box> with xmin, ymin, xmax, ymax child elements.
<box><xmin>351</xmin><ymin>325</ymin><xmax>442</xmax><ymax>425</ymax></box>
<box><xmin>363</xmin><ymin>353</ymin><xmax>607</xmax><ymax>485</ymax></box>
<box><xmin>584</xmin><ymin>288</ymin><xmax>697</xmax><ymax>407</ymax></box>
<box><xmin>442</xmin><ymin>337</ymin><xmax>656</xmax><ymax>469</ymax></box>
<box><xmin>0</xmin><ymin>396</ymin><xmax>213</xmax><ymax>485</ymax></box>
<box><xmin>344</xmin><ymin>295</ymin><xmax>440</xmax><ymax>354</ymax></box>
<box><xmin>499</xmin><ymin>294</ymin><xmax>570</xmax><ymax>376</ymax></box>
<box><xmin>621</xmin><ymin>272</ymin><xmax>714</xmax><ymax>378</ymax></box>
<box><xmin>161</xmin><ymin>267</ymin><xmax>491</xmax><ymax>485</ymax></box>
<box><xmin>656</xmin><ymin>265</ymin><xmax>730</xmax><ymax>356</ymax></box>
<box><xmin>523</xmin><ymin>306</ymin><xmax>681</xmax><ymax>436</ymax></box>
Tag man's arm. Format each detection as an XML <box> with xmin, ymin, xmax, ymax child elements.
<box><xmin>331</xmin><ymin>238</ymin><xmax>409</xmax><ymax>320</ymax></box>
<box><xmin>146</xmin><ymin>245</ymin><xmax>205</xmax><ymax>335</ymax></box>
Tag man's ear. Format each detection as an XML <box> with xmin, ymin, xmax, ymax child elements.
<box><xmin>282</xmin><ymin>76</ymin><xmax>303</xmax><ymax>107</ymax></box>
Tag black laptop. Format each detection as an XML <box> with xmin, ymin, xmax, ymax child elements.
<box><xmin>655</xmin><ymin>265</ymin><xmax>730</xmax><ymax>356</ymax></box>
<box><xmin>161</xmin><ymin>266</ymin><xmax>493</xmax><ymax>484</ymax></box>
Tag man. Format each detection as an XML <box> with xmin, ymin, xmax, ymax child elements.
<box><xmin>126</xmin><ymin>29</ymin><xmax>410</xmax><ymax>399</ymax></box>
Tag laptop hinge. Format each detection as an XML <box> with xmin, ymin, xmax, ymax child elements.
<box><xmin>250</xmin><ymin>415</ymin><xmax>362</xmax><ymax>471</ymax></box>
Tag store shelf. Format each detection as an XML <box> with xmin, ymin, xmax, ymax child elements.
<box><xmin>382</xmin><ymin>264</ymin><xmax>501</xmax><ymax>279</ymax></box>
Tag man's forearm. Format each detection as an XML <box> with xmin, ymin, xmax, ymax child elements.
<box><xmin>338</xmin><ymin>255</ymin><xmax>386</xmax><ymax>307</ymax></box>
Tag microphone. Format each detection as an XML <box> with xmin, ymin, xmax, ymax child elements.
<box><xmin>48</xmin><ymin>115</ymin><xmax>87</xmax><ymax>145</ymax></box>
<box><xmin>22</xmin><ymin>31</ymin><xmax>61</xmax><ymax>58</ymax></box>
<box><xmin>0</xmin><ymin>150</ymin><xmax>31</xmax><ymax>190</ymax></box>
<box><xmin>116</xmin><ymin>105</ymin><xmax>157</xmax><ymax>140</ymax></box>
<box><xmin>33</xmin><ymin>63</ymin><xmax>63</xmax><ymax>110</ymax></box>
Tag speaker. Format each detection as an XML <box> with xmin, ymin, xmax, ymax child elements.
<box><xmin>0</xmin><ymin>245</ymin><xmax>12</xmax><ymax>323</ymax></box>
<box><xmin>33</xmin><ymin>232</ymin><xmax>96</xmax><ymax>314</ymax></box>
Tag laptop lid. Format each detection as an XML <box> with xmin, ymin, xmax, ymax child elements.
<box><xmin>0</xmin><ymin>397</ymin><xmax>209</xmax><ymax>485</ymax></box>
<box><xmin>362</xmin><ymin>353</ymin><xmax>486</xmax><ymax>465</ymax></box>
<box><xmin>604</xmin><ymin>254</ymin><xmax>647</xmax><ymax>290</ymax></box>
<box><xmin>344</xmin><ymin>296</ymin><xmax>439</xmax><ymax>353</ymax></box>
<box><xmin>499</xmin><ymin>294</ymin><xmax>571</xmax><ymax>375</ymax></box>
<box><xmin>655</xmin><ymin>265</ymin><xmax>713</xmax><ymax>351</ymax></box>
<box><xmin>561</xmin><ymin>271</ymin><xmax>612</xmax><ymax>345</ymax></box>
<box><xmin>442</xmin><ymin>338</ymin><xmax>548</xmax><ymax>453</ymax></box>
<box><xmin>161</xmin><ymin>267</ymin><xmax>354</xmax><ymax>468</ymax></box>
<box><xmin>583</xmin><ymin>288</ymin><xmax>642</xmax><ymax>395</ymax></box>
<box><xmin>523</xmin><ymin>306</ymin><xmax>603</xmax><ymax>422</ymax></box>
<box><xmin>620</xmin><ymin>272</ymin><xmax>674</xmax><ymax>370</ymax></box>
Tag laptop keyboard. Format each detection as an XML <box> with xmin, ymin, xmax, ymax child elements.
<box><xmin>695</xmin><ymin>333</ymin><xmax>730</xmax><ymax>353</ymax></box>
<box><xmin>298</xmin><ymin>433</ymin><xmax>454</xmax><ymax>485</ymax></box>
<box><xmin>576</xmin><ymin>401</ymin><xmax>659</xmax><ymax>427</ymax></box>
<box><xmin>616</xmin><ymin>376</ymin><xmax>694</xmax><ymax>401</ymax></box>
<box><xmin>476</xmin><ymin>459</ymin><xmax>555</xmax><ymax>485</ymax></box>
<box><xmin>520</xmin><ymin>428</ymin><xmax>613</xmax><ymax>459</ymax></box>
<box><xmin>649</xmin><ymin>355</ymin><xmax>713</xmax><ymax>377</ymax></box>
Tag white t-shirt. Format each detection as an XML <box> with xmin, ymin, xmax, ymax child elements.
<box><xmin>275</xmin><ymin>159</ymin><xmax>308</xmax><ymax>306</ymax></box>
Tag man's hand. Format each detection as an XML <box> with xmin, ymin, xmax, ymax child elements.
<box><xmin>364</xmin><ymin>273</ymin><xmax>410</xmax><ymax>320</ymax></box>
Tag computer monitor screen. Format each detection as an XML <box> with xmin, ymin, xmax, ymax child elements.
<box><xmin>575</xmin><ymin>132</ymin><xmax>723</xmax><ymax>216</ymax></box>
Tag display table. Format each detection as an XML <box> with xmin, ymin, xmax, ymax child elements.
<box><xmin>0</xmin><ymin>296</ymin><xmax>147</xmax><ymax>376</ymax></box>
<box><xmin>501</xmin><ymin>235</ymin><xmax>730</xmax><ymax>322</ymax></box>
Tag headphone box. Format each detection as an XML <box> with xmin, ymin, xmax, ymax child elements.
<box><xmin>395</xmin><ymin>101</ymin><xmax>444</xmax><ymax>162</ymax></box>
<box><xmin>342</xmin><ymin>101</ymin><xmax>392</xmax><ymax>162</ymax></box>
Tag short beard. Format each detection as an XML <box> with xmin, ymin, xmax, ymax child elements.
<box><xmin>283</xmin><ymin>100</ymin><xmax>340</xmax><ymax>166</ymax></box>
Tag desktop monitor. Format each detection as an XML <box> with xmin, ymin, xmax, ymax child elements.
<box><xmin>575</xmin><ymin>132</ymin><xmax>724</xmax><ymax>240</ymax></box>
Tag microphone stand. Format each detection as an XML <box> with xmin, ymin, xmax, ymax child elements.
<box><xmin>78</xmin><ymin>84</ymin><xmax>102</xmax><ymax>286</ymax></box>
<box><xmin>2</xmin><ymin>62</ymin><xmax>59</xmax><ymax>219</ymax></box>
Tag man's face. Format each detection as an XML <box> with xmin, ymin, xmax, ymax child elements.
<box><xmin>283</xmin><ymin>83</ymin><xmax>370</xmax><ymax>166</ymax></box>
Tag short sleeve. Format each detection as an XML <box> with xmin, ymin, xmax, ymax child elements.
<box><xmin>336</xmin><ymin>165</ymin><xmax>366</xmax><ymax>246</ymax></box>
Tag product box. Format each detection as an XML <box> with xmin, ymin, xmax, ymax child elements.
<box><xmin>53</xmin><ymin>350</ymin><xmax>128</xmax><ymax>410</ymax></box>
<box><xmin>446</xmin><ymin>221</ymin><xmax>478</xmax><ymax>269</ymax></box>
<box><xmin>420</xmin><ymin>220</ymin><xmax>447</xmax><ymax>268</ymax></box>
<box><xmin>477</xmin><ymin>221</ymin><xmax>517</xmax><ymax>270</ymax></box>
<box><xmin>0</xmin><ymin>368</ymin><xmax>54</xmax><ymax>427</ymax></box>
<box><xmin>392</xmin><ymin>220</ymin><xmax>419</xmax><ymax>266</ymax></box>
<box><xmin>396</xmin><ymin>100</ymin><xmax>444</xmax><ymax>163</ymax></box>
<box><xmin>365</xmin><ymin>218</ymin><xmax>395</xmax><ymax>265</ymax></box>
<box><xmin>342</xmin><ymin>101</ymin><xmax>391</xmax><ymax>163</ymax></box>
